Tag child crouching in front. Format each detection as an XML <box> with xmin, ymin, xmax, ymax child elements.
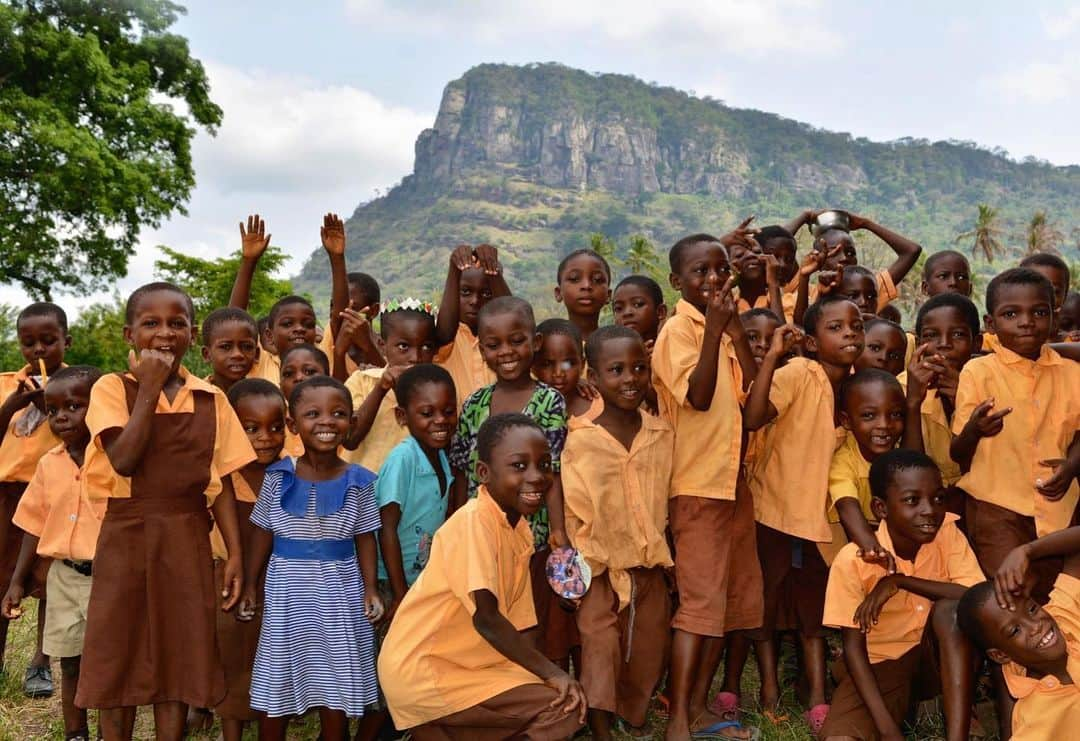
<box><xmin>379</xmin><ymin>413</ymin><xmax>586</xmax><ymax>738</ymax></box>
<box><xmin>820</xmin><ymin>449</ymin><xmax>982</xmax><ymax>741</ymax></box>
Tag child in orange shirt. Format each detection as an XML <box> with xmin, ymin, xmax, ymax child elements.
<box><xmin>556</xmin><ymin>249</ymin><xmax>612</xmax><ymax>344</ymax></box>
<box><xmin>0</xmin><ymin>301</ymin><xmax>71</xmax><ymax>697</ymax></box>
<box><xmin>2</xmin><ymin>366</ymin><xmax>103</xmax><ymax>740</ymax></box>
<box><xmin>957</xmin><ymin>526</ymin><xmax>1080</xmax><ymax>741</ymax></box>
<box><xmin>563</xmin><ymin>326</ymin><xmax>674</xmax><ymax>740</ymax></box>
<box><xmin>433</xmin><ymin>244</ymin><xmax>509</xmax><ymax>400</ymax></box>
<box><xmin>533</xmin><ymin>319</ymin><xmax>598</xmax><ymax>419</ymax></box>
<box><xmin>821</xmin><ymin>449</ymin><xmax>981</xmax><ymax>741</ymax></box>
<box><xmin>201</xmin><ymin>307</ymin><xmax>260</xmax><ymax>392</ymax></box>
<box><xmin>379</xmin><ymin>413</ymin><xmax>586</xmax><ymax>738</ymax></box>
<box><xmin>612</xmin><ymin>275</ymin><xmax>668</xmax><ymax>350</ymax></box>
<box><xmin>854</xmin><ymin>317</ymin><xmax>907</xmax><ymax>376</ymax></box>
<box><xmin>76</xmin><ymin>282</ymin><xmax>253</xmax><ymax>739</ymax></box>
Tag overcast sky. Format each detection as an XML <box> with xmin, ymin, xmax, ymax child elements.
<box><xmin>5</xmin><ymin>0</ymin><xmax>1079</xmax><ymax>311</ymax></box>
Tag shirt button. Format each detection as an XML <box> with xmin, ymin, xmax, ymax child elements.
<box><xmin>916</xmin><ymin>605</ymin><xmax>924</xmax><ymax>611</ymax></box>
<box><xmin>69</xmin><ymin>514</ymin><xmax>77</xmax><ymax>522</ymax></box>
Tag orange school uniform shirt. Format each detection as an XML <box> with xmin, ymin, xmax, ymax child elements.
<box><xmin>562</xmin><ymin>410</ymin><xmax>674</xmax><ymax>610</ymax></box>
<box><xmin>747</xmin><ymin>357</ymin><xmax>839</xmax><ymax>542</ymax></box>
<box><xmin>12</xmin><ymin>444</ymin><xmax>107</xmax><ymax>561</ymax></box>
<box><xmin>0</xmin><ymin>366</ymin><xmax>63</xmax><ymax>483</ymax></box>
<box><xmin>1004</xmin><ymin>573</ymin><xmax>1080</xmax><ymax>740</ymax></box>
<box><xmin>652</xmin><ymin>299</ymin><xmax>744</xmax><ymax>501</ymax></box>
<box><xmin>952</xmin><ymin>345</ymin><xmax>1080</xmax><ymax>536</ymax></box>
<box><xmin>378</xmin><ymin>486</ymin><xmax>539</xmax><ymax>730</ymax></box>
<box><xmin>343</xmin><ymin>367</ymin><xmax>406</xmax><ymax>474</ymax></box>
<box><xmin>83</xmin><ymin>368</ymin><xmax>256</xmax><ymax>505</ymax></box>
<box><xmin>896</xmin><ymin>372</ymin><xmax>962</xmax><ymax>487</ymax></box>
<box><xmin>823</xmin><ymin>514</ymin><xmax>983</xmax><ymax>663</ymax></box>
<box><xmin>435</xmin><ymin>323</ymin><xmax>496</xmax><ymax>402</ymax></box>
<box><xmin>735</xmin><ymin>290</ymin><xmax>796</xmax><ymax>322</ymax></box>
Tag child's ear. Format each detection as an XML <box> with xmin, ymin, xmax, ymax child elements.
<box><xmin>63</xmin><ymin>334</ymin><xmax>73</xmax><ymax>351</ymax></box>
<box><xmin>191</xmin><ymin>323</ymin><xmax>200</xmax><ymax>345</ymax></box>
<box><xmin>657</xmin><ymin>304</ymin><xmax>669</xmax><ymax>323</ymax></box>
<box><xmin>286</xmin><ymin>415</ymin><xmax>297</xmax><ymax>435</ymax></box>
<box><xmin>983</xmin><ymin>314</ymin><xmax>994</xmax><ymax>334</ymax></box>
<box><xmin>973</xmin><ymin>332</ymin><xmax>983</xmax><ymax>355</ymax></box>
<box><xmin>987</xmin><ymin>647</ymin><xmax>1012</xmax><ymax>666</ymax></box>
<box><xmin>804</xmin><ymin>334</ymin><xmax>819</xmax><ymax>354</ymax></box>
<box><xmin>393</xmin><ymin>406</ymin><xmax>407</xmax><ymax>427</ymax></box>
<box><xmin>201</xmin><ymin>345</ymin><xmax>211</xmax><ymax>363</ymax></box>
<box><xmin>668</xmin><ymin>273</ymin><xmax>681</xmax><ymax>292</ymax></box>
<box><xmin>870</xmin><ymin>496</ymin><xmax>888</xmax><ymax>522</ymax></box>
<box><xmin>587</xmin><ymin>367</ymin><xmax>598</xmax><ymax>386</ymax></box>
<box><xmin>476</xmin><ymin>460</ymin><xmax>490</xmax><ymax>484</ymax></box>
<box><xmin>920</xmin><ymin>280</ymin><xmax>929</xmax><ymax>297</ymax></box>
<box><xmin>838</xmin><ymin>409</ymin><xmax>852</xmax><ymax>431</ymax></box>
<box><xmin>554</xmin><ymin>285</ymin><xmax>564</xmax><ymax>304</ymax></box>
<box><xmin>532</xmin><ymin>332</ymin><xmax>542</xmax><ymax>354</ymax></box>
<box><xmin>122</xmin><ymin>325</ymin><xmax>134</xmax><ymax>347</ymax></box>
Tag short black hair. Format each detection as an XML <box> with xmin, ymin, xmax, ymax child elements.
<box><xmin>985</xmin><ymin>267</ymin><xmax>1054</xmax><ymax>315</ymax></box>
<box><xmin>754</xmin><ymin>225</ymin><xmax>795</xmax><ymax>249</ymax></box>
<box><xmin>839</xmin><ymin>367</ymin><xmax>903</xmax><ymax>411</ymax></box>
<box><xmin>478</xmin><ymin>296</ymin><xmax>535</xmax><ymax>333</ymax></box>
<box><xmin>802</xmin><ymin>295</ymin><xmax>858</xmax><ymax>336</ymax></box>
<box><xmin>537</xmin><ymin>318</ymin><xmax>582</xmax><ymax>346</ymax></box>
<box><xmin>476</xmin><ymin>412</ymin><xmax>545</xmax><ymax>464</ymax></box>
<box><xmin>740</xmin><ymin>307</ymin><xmax>782</xmax><ymax>325</ymax></box>
<box><xmin>557</xmin><ymin>249</ymin><xmax>612</xmax><ymax>283</ymax></box>
<box><xmin>1019</xmin><ymin>253</ymin><xmax>1069</xmax><ymax>273</ymax></box>
<box><xmin>347</xmin><ymin>272</ymin><xmax>381</xmax><ymax>306</ymax></box>
<box><xmin>47</xmin><ymin>365</ymin><xmax>102</xmax><ymax>390</ymax></box>
<box><xmin>18</xmin><ymin>302</ymin><xmax>69</xmax><ymax>335</ymax></box>
<box><xmin>614</xmin><ymin>275</ymin><xmax>664</xmax><ymax>308</ymax></box>
<box><xmin>288</xmin><ymin>375</ymin><xmax>351</xmax><ymax>417</ymax></box>
<box><xmin>957</xmin><ymin>581</ymin><xmax>998</xmax><ymax>651</ymax></box>
<box><xmin>380</xmin><ymin>307</ymin><xmax>436</xmax><ymax>341</ymax></box>
<box><xmin>279</xmin><ymin>343</ymin><xmax>330</xmax><ymax>374</ymax></box>
<box><xmin>125</xmin><ymin>282</ymin><xmax>195</xmax><ymax>325</ymax></box>
<box><xmin>842</xmin><ymin>264</ymin><xmax>876</xmax><ymax>285</ymax></box>
<box><xmin>863</xmin><ymin>316</ymin><xmax>905</xmax><ymax>339</ymax></box>
<box><xmin>923</xmin><ymin>249</ymin><xmax>970</xmax><ymax>279</ymax></box>
<box><xmin>868</xmin><ymin>448</ymin><xmax>939</xmax><ymax>502</ymax></box>
<box><xmin>585</xmin><ymin>325</ymin><xmax>642</xmax><ymax>368</ymax></box>
<box><xmin>669</xmin><ymin>233</ymin><xmax>721</xmax><ymax>273</ymax></box>
<box><xmin>267</xmin><ymin>295</ymin><xmax>315</xmax><ymax>327</ymax></box>
<box><xmin>915</xmin><ymin>293</ymin><xmax>981</xmax><ymax>338</ymax></box>
<box><xmin>395</xmin><ymin>363</ymin><xmax>455</xmax><ymax>408</ymax></box>
<box><xmin>226</xmin><ymin>377</ymin><xmax>286</xmax><ymax>411</ymax></box>
<box><xmin>202</xmin><ymin>307</ymin><xmax>258</xmax><ymax>346</ymax></box>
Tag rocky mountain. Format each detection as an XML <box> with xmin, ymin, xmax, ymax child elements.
<box><xmin>294</xmin><ymin>63</ymin><xmax>1080</xmax><ymax>313</ymax></box>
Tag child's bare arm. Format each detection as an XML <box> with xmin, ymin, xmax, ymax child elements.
<box><xmin>764</xmin><ymin>254</ymin><xmax>786</xmax><ymax>322</ymax></box>
<box><xmin>356</xmin><ymin>531</ymin><xmax>383</xmax><ymax>622</ymax></box>
<box><xmin>0</xmin><ymin>533</ymin><xmax>39</xmax><ymax>618</ymax></box>
<box><xmin>472</xmin><ymin>588</ymin><xmax>587</xmax><ymax>723</ymax></box>
<box><xmin>743</xmin><ymin>325</ymin><xmax>799</xmax><ymax>429</ymax></box>
<box><xmin>835</xmin><ymin>498</ymin><xmax>895</xmax><ymax>573</ymax></box>
<box><xmin>950</xmin><ymin>399</ymin><xmax>1012</xmax><ymax>473</ymax></box>
<box><xmin>848</xmin><ymin>213</ymin><xmax>922</xmax><ymax>289</ymax></box>
<box><xmin>210</xmin><ymin>478</ymin><xmax>244</xmax><ymax>611</ymax></box>
<box><xmin>229</xmin><ymin>214</ymin><xmax>271</xmax><ymax>309</ymax></box>
<box><xmin>321</xmin><ymin>213</ymin><xmax>349</xmax><ymax>342</ymax></box>
<box><xmin>996</xmin><ymin>526</ymin><xmax>1080</xmax><ymax>609</ymax></box>
<box><xmin>1035</xmin><ymin>431</ymin><xmax>1080</xmax><ymax>502</ymax></box>
<box><xmin>238</xmin><ymin>525</ymin><xmax>272</xmax><ymax>621</ymax></box>
<box><xmin>792</xmin><ymin>248</ymin><xmax>827</xmax><ymax>327</ymax></box>
<box><xmin>782</xmin><ymin>209</ymin><xmax>819</xmax><ymax>237</ymax></box>
<box><xmin>103</xmin><ymin>351</ymin><xmax>174</xmax><ymax>475</ymax></box>
<box><xmin>841</xmin><ymin>628</ymin><xmax>905</xmax><ymax>740</ymax></box>
<box><xmin>0</xmin><ymin>381</ymin><xmax>44</xmax><ymax>445</ymax></box>
<box><xmin>343</xmin><ymin>367</ymin><xmax>402</xmax><ymax>450</ymax></box>
<box><xmin>546</xmin><ymin>474</ymin><xmax>568</xmax><ymax>548</ymax></box>
<box><xmin>686</xmin><ymin>276</ymin><xmax>736</xmax><ymax>410</ymax></box>
<box><xmin>725</xmin><ymin>309</ymin><xmax>758</xmax><ymax>390</ymax></box>
<box><xmin>902</xmin><ymin>343</ymin><xmax>946</xmax><ymax>452</ymax></box>
<box><xmin>378</xmin><ymin>503</ymin><xmax>409</xmax><ymax>620</ymax></box>
<box><xmin>857</xmin><ymin>574</ymin><xmax>966</xmax><ymax>632</ymax></box>
<box><xmin>1048</xmin><ymin>342</ymin><xmax>1080</xmax><ymax>361</ymax></box>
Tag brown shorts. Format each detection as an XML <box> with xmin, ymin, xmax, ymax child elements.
<box><xmin>746</xmin><ymin>523</ymin><xmax>827</xmax><ymax>641</ymax></box>
<box><xmin>576</xmin><ymin>567</ymin><xmax>670</xmax><ymax>726</ymax></box>
<box><xmin>530</xmin><ymin>547</ymin><xmax>580</xmax><ymax>661</ymax></box>
<box><xmin>669</xmin><ymin>478</ymin><xmax>763</xmax><ymax>637</ymax></box>
<box><xmin>0</xmin><ymin>482</ymin><xmax>48</xmax><ymax>600</ymax></box>
<box><xmin>411</xmin><ymin>683</ymin><xmax>584</xmax><ymax>740</ymax></box>
<box><xmin>821</xmin><ymin>630</ymin><xmax>941</xmax><ymax>740</ymax></box>
<box><xmin>966</xmin><ymin>498</ymin><xmax>1062</xmax><ymax>604</ymax></box>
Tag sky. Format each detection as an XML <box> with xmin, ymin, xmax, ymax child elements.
<box><xmin>5</xmin><ymin>0</ymin><xmax>1080</xmax><ymax>311</ymax></box>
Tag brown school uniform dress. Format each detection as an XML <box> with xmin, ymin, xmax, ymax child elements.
<box><xmin>77</xmin><ymin>376</ymin><xmax>239</xmax><ymax>709</ymax></box>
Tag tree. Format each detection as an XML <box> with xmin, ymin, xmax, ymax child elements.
<box><xmin>954</xmin><ymin>204</ymin><xmax>1005</xmax><ymax>263</ymax></box>
<box><xmin>625</xmin><ymin>234</ymin><xmax>662</xmax><ymax>276</ymax></box>
<box><xmin>63</xmin><ymin>297</ymin><xmax>130</xmax><ymax>373</ymax></box>
<box><xmin>1022</xmin><ymin>210</ymin><xmax>1064</xmax><ymax>256</ymax></box>
<box><xmin>0</xmin><ymin>1</ymin><xmax>222</xmax><ymax>299</ymax></box>
<box><xmin>154</xmin><ymin>245</ymin><xmax>294</xmax><ymax>321</ymax></box>
<box><xmin>587</xmin><ymin>233</ymin><xmax>620</xmax><ymax>268</ymax></box>
<box><xmin>0</xmin><ymin>304</ymin><xmax>27</xmax><ymax>371</ymax></box>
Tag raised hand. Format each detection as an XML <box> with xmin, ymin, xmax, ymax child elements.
<box><xmin>766</xmin><ymin>324</ymin><xmax>803</xmax><ymax>360</ymax></box>
<box><xmin>128</xmin><ymin>348</ymin><xmax>174</xmax><ymax>392</ymax></box>
<box><xmin>962</xmin><ymin>399</ymin><xmax>1012</xmax><ymax>440</ymax></box>
<box><xmin>239</xmin><ymin>214</ymin><xmax>271</xmax><ymax>260</ymax></box>
<box><xmin>994</xmin><ymin>544</ymin><xmax>1032</xmax><ymax>610</ymax></box>
<box><xmin>337</xmin><ymin>307</ymin><xmax>377</xmax><ymax>353</ymax></box>
<box><xmin>320</xmin><ymin>213</ymin><xmax>346</xmax><ymax>256</ymax></box>
<box><xmin>704</xmin><ymin>275</ymin><xmax>737</xmax><ymax>340</ymax></box>
<box><xmin>473</xmin><ymin>243</ymin><xmax>501</xmax><ymax>275</ymax></box>
<box><xmin>380</xmin><ymin>365</ymin><xmax>408</xmax><ymax>392</ymax></box>
<box><xmin>5</xmin><ymin>379</ymin><xmax>44</xmax><ymax>414</ymax></box>
<box><xmin>906</xmin><ymin>343</ymin><xmax>947</xmax><ymax>400</ymax></box>
<box><xmin>720</xmin><ymin>216</ymin><xmax>758</xmax><ymax>249</ymax></box>
<box><xmin>449</xmin><ymin>244</ymin><xmax>475</xmax><ymax>271</ymax></box>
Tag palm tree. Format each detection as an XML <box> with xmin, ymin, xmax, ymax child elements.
<box><xmin>588</xmin><ymin>233</ymin><xmax>619</xmax><ymax>267</ymax></box>
<box><xmin>1023</xmin><ymin>210</ymin><xmax>1064</xmax><ymax>256</ymax></box>
<box><xmin>625</xmin><ymin>234</ymin><xmax>661</xmax><ymax>276</ymax></box>
<box><xmin>955</xmin><ymin>204</ymin><xmax>1005</xmax><ymax>263</ymax></box>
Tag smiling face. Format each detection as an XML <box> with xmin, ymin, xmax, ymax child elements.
<box><xmin>279</xmin><ymin>349</ymin><xmax>327</xmax><ymax>403</ymax></box>
<box><xmin>918</xmin><ymin>306</ymin><xmax>978</xmax><ymax>372</ymax></box>
<box><xmin>977</xmin><ymin>595</ymin><xmax>1068</xmax><ymax>672</ymax></box>
<box><xmin>806</xmin><ymin>300</ymin><xmax>865</xmax><ymax>367</ymax></box>
<box><xmin>532</xmin><ymin>333</ymin><xmax>584</xmax><ymax>400</ymax></box>
<box><xmin>987</xmin><ymin>283</ymin><xmax>1054</xmax><ymax>359</ymax></box>
<box><xmin>396</xmin><ymin>380</ymin><xmax>458</xmax><ymax>452</ymax></box>
<box><xmin>235</xmin><ymin>393</ymin><xmax>286</xmax><ymax>465</ymax></box>
<box><xmin>43</xmin><ymin>377</ymin><xmax>92</xmax><ymax>450</ymax></box>
<box><xmin>477</xmin><ymin>425</ymin><xmax>554</xmax><ymax>521</ymax></box>
<box><xmin>841</xmin><ymin>380</ymin><xmax>906</xmax><ymax>459</ymax></box>
<box><xmin>855</xmin><ymin>323</ymin><xmax>907</xmax><ymax>376</ymax></box>
<box><xmin>922</xmin><ymin>254</ymin><xmax>972</xmax><ymax>298</ymax></box>
<box><xmin>872</xmin><ymin>465</ymin><xmax>948</xmax><ymax>553</ymax></box>
<box><xmin>381</xmin><ymin>315</ymin><xmax>437</xmax><ymax>367</ymax></box>
<box><xmin>202</xmin><ymin>320</ymin><xmax>259</xmax><ymax>384</ymax></box>
<box><xmin>478</xmin><ymin>310</ymin><xmax>538</xmax><ymax>383</ymax></box>
<box><xmin>17</xmin><ymin>313</ymin><xmax>70</xmax><ymax>376</ymax></box>
<box><xmin>588</xmin><ymin>336</ymin><xmax>650</xmax><ymax>412</ymax></box>
<box><xmin>728</xmin><ymin>239</ymin><xmax>765</xmax><ymax>285</ymax></box>
<box><xmin>742</xmin><ymin>313</ymin><xmax>782</xmax><ymax>367</ymax></box>
<box><xmin>269</xmin><ymin>302</ymin><xmax>318</xmax><ymax>353</ymax></box>
<box><xmin>670</xmin><ymin>241</ymin><xmax>731</xmax><ymax>312</ymax></box>
<box><xmin>556</xmin><ymin>254</ymin><xmax>611</xmax><ymax>319</ymax></box>
<box><xmin>288</xmin><ymin>385</ymin><xmax>352</xmax><ymax>452</ymax></box>
<box><xmin>123</xmin><ymin>289</ymin><xmax>195</xmax><ymax>375</ymax></box>
<box><xmin>459</xmin><ymin>268</ymin><xmax>494</xmax><ymax>332</ymax></box>
<box><xmin>612</xmin><ymin>283</ymin><xmax>664</xmax><ymax>341</ymax></box>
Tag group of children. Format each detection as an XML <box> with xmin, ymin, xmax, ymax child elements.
<box><xmin>0</xmin><ymin>207</ymin><xmax>1078</xmax><ymax>741</ymax></box>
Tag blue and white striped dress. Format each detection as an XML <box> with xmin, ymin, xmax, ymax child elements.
<box><xmin>249</xmin><ymin>459</ymin><xmax>380</xmax><ymax>717</ymax></box>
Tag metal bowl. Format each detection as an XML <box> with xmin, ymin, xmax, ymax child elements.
<box><xmin>813</xmin><ymin>209</ymin><xmax>850</xmax><ymax>234</ymax></box>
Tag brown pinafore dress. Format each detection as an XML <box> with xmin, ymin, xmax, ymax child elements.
<box><xmin>76</xmin><ymin>377</ymin><xmax>225</xmax><ymax>709</ymax></box>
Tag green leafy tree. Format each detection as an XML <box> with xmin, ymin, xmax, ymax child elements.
<box><xmin>154</xmin><ymin>245</ymin><xmax>293</xmax><ymax>321</ymax></box>
<box><xmin>63</xmin><ymin>297</ymin><xmax>130</xmax><ymax>372</ymax></box>
<box><xmin>954</xmin><ymin>204</ymin><xmax>1006</xmax><ymax>263</ymax></box>
<box><xmin>587</xmin><ymin>233</ymin><xmax>620</xmax><ymax>268</ymax></box>
<box><xmin>0</xmin><ymin>1</ymin><xmax>222</xmax><ymax>299</ymax></box>
<box><xmin>0</xmin><ymin>304</ymin><xmax>27</xmax><ymax>371</ymax></box>
<box><xmin>625</xmin><ymin>234</ymin><xmax>662</xmax><ymax>276</ymax></box>
<box><xmin>1023</xmin><ymin>210</ymin><xmax>1064</xmax><ymax>256</ymax></box>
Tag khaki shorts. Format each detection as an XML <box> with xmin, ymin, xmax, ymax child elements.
<box><xmin>43</xmin><ymin>559</ymin><xmax>92</xmax><ymax>658</ymax></box>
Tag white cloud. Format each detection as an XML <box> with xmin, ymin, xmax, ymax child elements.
<box><xmin>1041</xmin><ymin>5</ymin><xmax>1080</xmax><ymax>39</ymax></box>
<box><xmin>990</xmin><ymin>52</ymin><xmax>1080</xmax><ymax>104</ymax></box>
<box><xmin>345</xmin><ymin>0</ymin><xmax>843</xmax><ymax>56</ymax></box>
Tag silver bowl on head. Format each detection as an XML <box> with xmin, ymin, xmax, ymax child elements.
<box><xmin>813</xmin><ymin>209</ymin><xmax>850</xmax><ymax>235</ymax></box>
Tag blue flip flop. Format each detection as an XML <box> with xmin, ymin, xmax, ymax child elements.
<box><xmin>691</xmin><ymin>719</ymin><xmax>757</xmax><ymax>739</ymax></box>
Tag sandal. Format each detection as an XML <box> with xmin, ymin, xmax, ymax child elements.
<box><xmin>762</xmin><ymin>708</ymin><xmax>790</xmax><ymax>723</ymax></box>
<box><xmin>803</xmin><ymin>703</ymin><xmax>830</xmax><ymax>737</ymax></box>
<box><xmin>708</xmin><ymin>691</ymin><xmax>740</xmax><ymax>719</ymax></box>
<box><xmin>691</xmin><ymin>719</ymin><xmax>760</xmax><ymax>739</ymax></box>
